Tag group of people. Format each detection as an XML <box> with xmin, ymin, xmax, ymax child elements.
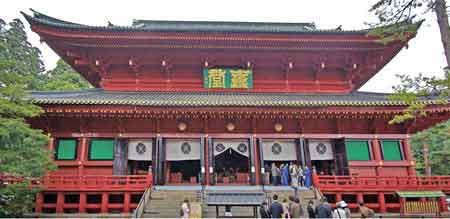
<box><xmin>307</xmin><ymin>197</ymin><xmax>375</xmax><ymax>219</ymax></box>
<box><xmin>268</xmin><ymin>162</ymin><xmax>312</xmax><ymax>187</ymax></box>
<box><xmin>260</xmin><ymin>194</ymin><xmax>304</xmax><ymax>218</ymax></box>
<box><xmin>259</xmin><ymin>195</ymin><xmax>375</xmax><ymax>219</ymax></box>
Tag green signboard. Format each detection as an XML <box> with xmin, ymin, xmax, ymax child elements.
<box><xmin>203</xmin><ymin>68</ymin><xmax>253</xmax><ymax>89</ymax></box>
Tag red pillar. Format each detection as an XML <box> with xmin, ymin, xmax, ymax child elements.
<box><xmin>56</xmin><ymin>192</ymin><xmax>64</xmax><ymax>213</ymax></box>
<box><xmin>205</xmin><ymin>137</ymin><xmax>210</xmax><ymax>185</ymax></box>
<box><xmin>336</xmin><ymin>193</ymin><xmax>342</xmax><ymax>202</ymax></box>
<box><xmin>78</xmin><ymin>137</ymin><xmax>88</xmax><ymax>175</ymax></box>
<box><xmin>35</xmin><ymin>192</ymin><xmax>43</xmax><ymax>213</ymax></box>
<box><xmin>101</xmin><ymin>192</ymin><xmax>108</xmax><ymax>213</ymax></box>
<box><xmin>123</xmin><ymin>192</ymin><xmax>131</xmax><ymax>213</ymax></box>
<box><xmin>253</xmin><ymin>135</ymin><xmax>261</xmax><ymax>185</ymax></box>
<box><xmin>357</xmin><ymin>193</ymin><xmax>364</xmax><ymax>204</ymax></box>
<box><xmin>79</xmin><ymin>192</ymin><xmax>86</xmax><ymax>213</ymax></box>
<box><xmin>439</xmin><ymin>196</ymin><xmax>447</xmax><ymax>212</ymax></box>
<box><xmin>312</xmin><ymin>168</ymin><xmax>319</xmax><ymax>187</ymax></box>
<box><xmin>48</xmin><ymin>136</ymin><xmax>55</xmax><ymax>159</ymax></box>
<box><xmin>402</xmin><ymin>139</ymin><xmax>416</xmax><ymax>176</ymax></box>
<box><xmin>378</xmin><ymin>192</ymin><xmax>386</xmax><ymax>213</ymax></box>
<box><xmin>371</xmin><ymin>139</ymin><xmax>382</xmax><ymax>176</ymax></box>
<box><xmin>400</xmin><ymin>197</ymin><xmax>406</xmax><ymax>216</ymax></box>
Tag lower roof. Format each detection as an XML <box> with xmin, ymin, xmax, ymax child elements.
<box><xmin>29</xmin><ymin>89</ymin><xmax>443</xmax><ymax>107</ymax></box>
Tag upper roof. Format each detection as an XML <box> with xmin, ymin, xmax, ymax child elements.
<box><xmin>30</xmin><ymin>89</ymin><xmax>445</xmax><ymax>107</ymax></box>
<box><xmin>22</xmin><ymin>9</ymin><xmax>369</xmax><ymax>34</ymax></box>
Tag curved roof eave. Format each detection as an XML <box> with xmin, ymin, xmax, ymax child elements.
<box><xmin>22</xmin><ymin>9</ymin><xmax>374</xmax><ymax>35</ymax></box>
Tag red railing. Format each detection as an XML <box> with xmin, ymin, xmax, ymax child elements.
<box><xmin>315</xmin><ymin>175</ymin><xmax>450</xmax><ymax>191</ymax></box>
<box><xmin>1</xmin><ymin>174</ymin><xmax>152</xmax><ymax>192</ymax></box>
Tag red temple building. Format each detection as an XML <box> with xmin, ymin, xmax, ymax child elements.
<box><xmin>20</xmin><ymin>10</ymin><xmax>450</xmax><ymax>216</ymax></box>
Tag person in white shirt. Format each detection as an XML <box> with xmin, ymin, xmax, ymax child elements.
<box><xmin>332</xmin><ymin>201</ymin><xmax>348</xmax><ymax>218</ymax></box>
<box><xmin>181</xmin><ymin>199</ymin><xmax>190</xmax><ymax>219</ymax></box>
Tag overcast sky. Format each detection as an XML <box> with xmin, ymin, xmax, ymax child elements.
<box><xmin>1</xmin><ymin>0</ymin><xmax>446</xmax><ymax>92</ymax></box>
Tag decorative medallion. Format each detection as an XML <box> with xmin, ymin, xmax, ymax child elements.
<box><xmin>181</xmin><ymin>142</ymin><xmax>191</xmax><ymax>154</ymax></box>
<box><xmin>272</xmin><ymin>142</ymin><xmax>282</xmax><ymax>155</ymax></box>
<box><xmin>226</xmin><ymin>122</ymin><xmax>235</xmax><ymax>132</ymax></box>
<box><xmin>136</xmin><ymin>142</ymin><xmax>146</xmax><ymax>154</ymax></box>
<box><xmin>178</xmin><ymin>122</ymin><xmax>187</xmax><ymax>132</ymax></box>
<box><xmin>274</xmin><ymin>123</ymin><xmax>283</xmax><ymax>132</ymax></box>
<box><xmin>237</xmin><ymin>143</ymin><xmax>248</xmax><ymax>153</ymax></box>
<box><xmin>215</xmin><ymin>143</ymin><xmax>225</xmax><ymax>152</ymax></box>
<box><xmin>316</xmin><ymin>143</ymin><xmax>327</xmax><ymax>155</ymax></box>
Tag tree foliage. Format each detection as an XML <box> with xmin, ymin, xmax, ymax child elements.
<box><xmin>39</xmin><ymin>59</ymin><xmax>92</xmax><ymax>91</ymax></box>
<box><xmin>410</xmin><ymin>119</ymin><xmax>450</xmax><ymax>175</ymax></box>
<box><xmin>0</xmin><ymin>18</ymin><xmax>56</xmax><ymax>217</ymax></box>
<box><xmin>370</xmin><ymin>0</ymin><xmax>450</xmax><ymax>175</ymax></box>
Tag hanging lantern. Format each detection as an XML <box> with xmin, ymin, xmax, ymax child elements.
<box><xmin>274</xmin><ymin>122</ymin><xmax>283</xmax><ymax>132</ymax></box>
<box><xmin>178</xmin><ymin>122</ymin><xmax>187</xmax><ymax>132</ymax></box>
<box><xmin>226</xmin><ymin>122</ymin><xmax>235</xmax><ymax>132</ymax></box>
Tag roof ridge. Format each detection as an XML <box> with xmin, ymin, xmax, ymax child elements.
<box><xmin>21</xmin><ymin>9</ymin><xmax>377</xmax><ymax>34</ymax></box>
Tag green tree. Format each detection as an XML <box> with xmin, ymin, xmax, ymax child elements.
<box><xmin>0</xmin><ymin>18</ymin><xmax>56</xmax><ymax>217</ymax></box>
<box><xmin>370</xmin><ymin>0</ymin><xmax>450</xmax><ymax>175</ymax></box>
<box><xmin>0</xmin><ymin>18</ymin><xmax>45</xmax><ymax>90</ymax></box>
<box><xmin>410</xmin><ymin>120</ymin><xmax>450</xmax><ymax>175</ymax></box>
<box><xmin>40</xmin><ymin>59</ymin><xmax>92</xmax><ymax>91</ymax></box>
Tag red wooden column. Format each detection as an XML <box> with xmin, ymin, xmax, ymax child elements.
<box><xmin>123</xmin><ymin>192</ymin><xmax>131</xmax><ymax>213</ymax></box>
<box><xmin>253</xmin><ymin>135</ymin><xmax>261</xmax><ymax>185</ymax></box>
<box><xmin>357</xmin><ymin>193</ymin><xmax>364</xmax><ymax>205</ymax></box>
<box><xmin>439</xmin><ymin>196</ymin><xmax>447</xmax><ymax>212</ymax></box>
<box><xmin>378</xmin><ymin>192</ymin><xmax>386</xmax><ymax>213</ymax></box>
<box><xmin>56</xmin><ymin>192</ymin><xmax>64</xmax><ymax>213</ymax></box>
<box><xmin>35</xmin><ymin>192</ymin><xmax>43</xmax><ymax>213</ymax></box>
<box><xmin>335</xmin><ymin>193</ymin><xmax>342</xmax><ymax>202</ymax></box>
<box><xmin>402</xmin><ymin>139</ymin><xmax>416</xmax><ymax>176</ymax></box>
<box><xmin>371</xmin><ymin>139</ymin><xmax>382</xmax><ymax>176</ymax></box>
<box><xmin>101</xmin><ymin>192</ymin><xmax>108</xmax><ymax>213</ymax></box>
<box><xmin>48</xmin><ymin>136</ymin><xmax>55</xmax><ymax>158</ymax></box>
<box><xmin>204</xmin><ymin>136</ymin><xmax>210</xmax><ymax>185</ymax></box>
<box><xmin>79</xmin><ymin>192</ymin><xmax>86</xmax><ymax>213</ymax></box>
<box><xmin>78</xmin><ymin>137</ymin><xmax>88</xmax><ymax>175</ymax></box>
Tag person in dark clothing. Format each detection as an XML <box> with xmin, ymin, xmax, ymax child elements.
<box><xmin>269</xmin><ymin>194</ymin><xmax>283</xmax><ymax>219</ymax></box>
<box><xmin>315</xmin><ymin>197</ymin><xmax>332</xmax><ymax>219</ymax></box>
<box><xmin>307</xmin><ymin>200</ymin><xmax>316</xmax><ymax>218</ymax></box>
<box><xmin>259</xmin><ymin>201</ymin><xmax>271</xmax><ymax>218</ymax></box>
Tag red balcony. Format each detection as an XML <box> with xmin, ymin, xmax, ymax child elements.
<box><xmin>315</xmin><ymin>175</ymin><xmax>450</xmax><ymax>192</ymax></box>
<box><xmin>1</xmin><ymin>174</ymin><xmax>152</xmax><ymax>192</ymax></box>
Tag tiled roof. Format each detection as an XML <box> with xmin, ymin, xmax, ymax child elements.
<box><xmin>22</xmin><ymin>9</ymin><xmax>370</xmax><ymax>35</ymax></box>
<box><xmin>29</xmin><ymin>89</ymin><xmax>445</xmax><ymax>107</ymax></box>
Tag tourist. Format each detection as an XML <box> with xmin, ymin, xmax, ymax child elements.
<box><xmin>339</xmin><ymin>201</ymin><xmax>351</xmax><ymax>218</ymax></box>
<box><xmin>290</xmin><ymin>163</ymin><xmax>299</xmax><ymax>187</ymax></box>
<box><xmin>269</xmin><ymin>194</ymin><xmax>283</xmax><ymax>219</ymax></box>
<box><xmin>259</xmin><ymin>201</ymin><xmax>271</xmax><ymax>218</ymax></box>
<box><xmin>290</xmin><ymin>197</ymin><xmax>302</xmax><ymax>218</ymax></box>
<box><xmin>332</xmin><ymin>201</ymin><xmax>347</xmax><ymax>218</ymax></box>
<box><xmin>307</xmin><ymin>200</ymin><xmax>316</xmax><ymax>218</ymax></box>
<box><xmin>358</xmin><ymin>201</ymin><xmax>375</xmax><ymax>218</ymax></box>
<box><xmin>180</xmin><ymin>199</ymin><xmax>190</xmax><ymax>219</ymax></box>
<box><xmin>282</xmin><ymin>198</ymin><xmax>290</xmax><ymax>218</ymax></box>
<box><xmin>224</xmin><ymin>205</ymin><xmax>232</xmax><ymax>217</ymax></box>
<box><xmin>264</xmin><ymin>164</ymin><xmax>271</xmax><ymax>185</ymax></box>
<box><xmin>271</xmin><ymin>163</ymin><xmax>279</xmax><ymax>186</ymax></box>
<box><xmin>298</xmin><ymin>166</ymin><xmax>304</xmax><ymax>187</ymax></box>
<box><xmin>281</xmin><ymin>164</ymin><xmax>290</xmax><ymax>186</ymax></box>
<box><xmin>304</xmin><ymin>166</ymin><xmax>312</xmax><ymax>188</ymax></box>
<box><xmin>316</xmin><ymin>197</ymin><xmax>332</xmax><ymax>218</ymax></box>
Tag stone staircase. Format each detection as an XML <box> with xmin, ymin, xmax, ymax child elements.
<box><xmin>141</xmin><ymin>187</ymin><xmax>202</xmax><ymax>218</ymax></box>
<box><xmin>141</xmin><ymin>186</ymin><xmax>318</xmax><ymax>218</ymax></box>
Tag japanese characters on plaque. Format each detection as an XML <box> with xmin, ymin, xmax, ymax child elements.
<box><xmin>203</xmin><ymin>68</ymin><xmax>253</xmax><ymax>89</ymax></box>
